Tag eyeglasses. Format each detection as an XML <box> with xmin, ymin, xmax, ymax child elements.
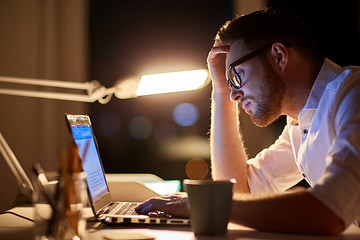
<box><xmin>227</xmin><ymin>42</ymin><xmax>290</xmax><ymax>89</ymax></box>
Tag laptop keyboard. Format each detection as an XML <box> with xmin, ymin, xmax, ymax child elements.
<box><xmin>115</xmin><ymin>202</ymin><xmax>139</xmax><ymax>215</ymax></box>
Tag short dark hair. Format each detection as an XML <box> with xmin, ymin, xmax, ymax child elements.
<box><xmin>216</xmin><ymin>8</ymin><xmax>317</xmax><ymax>58</ymax></box>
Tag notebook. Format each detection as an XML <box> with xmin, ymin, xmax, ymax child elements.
<box><xmin>65</xmin><ymin>114</ymin><xmax>190</xmax><ymax>225</ymax></box>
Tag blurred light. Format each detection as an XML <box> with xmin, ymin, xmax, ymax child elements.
<box><xmin>173</xmin><ymin>103</ymin><xmax>199</xmax><ymax>127</ymax></box>
<box><xmin>185</xmin><ymin>158</ymin><xmax>209</xmax><ymax>179</ymax></box>
<box><xmin>144</xmin><ymin>180</ymin><xmax>181</xmax><ymax>196</ymax></box>
<box><xmin>136</xmin><ymin>69</ymin><xmax>208</xmax><ymax>96</ymax></box>
<box><xmin>129</xmin><ymin>116</ymin><xmax>152</xmax><ymax>140</ymax></box>
<box><xmin>159</xmin><ymin>136</ymin><xmax>210</xmax><ymax>160</ymax></box>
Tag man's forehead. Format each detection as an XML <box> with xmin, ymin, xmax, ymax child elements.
<box><xmin>226</xmin><ymin>39</ymin><xmax>250</xmax><ymax>66</ymax></box>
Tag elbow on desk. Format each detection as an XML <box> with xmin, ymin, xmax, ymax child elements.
<box><xmin>229</xmin><ymin>215</ymin><xmax>345</xmax><ymax>236</ymax></box>
<box><xmin>311</xmin><ymin>214</ymin><xmax>345</xmax><ymax>236</ymax></box>
<box><xmin>229</xmin><ymin>192</ymin><xmax>346</xmax><ymax>236</ymax></box>
<box><xmin>305</xmin><ymin>194</ymin><xmax>346</xmax><ymax>236</ymax></box>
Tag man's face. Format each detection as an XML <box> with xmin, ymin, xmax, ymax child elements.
<box><xmin>226</xmin><ymin>39</ymin><xmax>285</xmax><ymax>127</ymax></box>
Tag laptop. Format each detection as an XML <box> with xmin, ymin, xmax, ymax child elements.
<box><xmin>65</xmin><ymin>114</ymin><xmax>190</xmax><ymax>225</ymax></box>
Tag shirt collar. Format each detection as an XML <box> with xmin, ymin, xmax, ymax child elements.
<box><xmin>301</xmin><ymin>58</ymin><xmax>342</xmax><ymax>111</ymax></box>
<box><xmin>288</xmin><ymin>58</ymin><xmax>342</xmax><ymax>125</ymax></box>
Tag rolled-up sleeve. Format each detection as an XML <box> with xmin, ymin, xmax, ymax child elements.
<box><xmin>248</xmin><ymin>125</ymin><xmax>303</xmax><ymax>193</ymax></box>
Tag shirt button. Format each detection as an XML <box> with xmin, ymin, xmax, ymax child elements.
<box><xmin>303</xmin><ymin>129</ymin><xmax>308</xmax><ymax>134</ymax></box>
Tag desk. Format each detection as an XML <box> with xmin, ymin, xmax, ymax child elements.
<box><xmin>1</xmin><ymin>207</ymin><xmax>360</xmax><ymax>240</ymax></box>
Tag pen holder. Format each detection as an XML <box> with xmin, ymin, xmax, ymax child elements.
<box><xmin>33</xmin><ymin>171</ymin><xmax>87</xmax><ymax>240</ymax></box>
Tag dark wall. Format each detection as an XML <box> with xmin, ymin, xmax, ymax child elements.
<box><xmin>89</xmin><ymin>0</ymin><xmax>233</xmax><ymax>180</ymax></box>
<box><xmin>269</xmin><ymin>0</ymin><xmax>360</xmax><ymax>66</ymax></box>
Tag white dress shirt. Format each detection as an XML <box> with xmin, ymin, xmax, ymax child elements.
<box><xmin>247</xmin><ymin>59</ymin><xmax>360</xmax><ymax>227</ymax></box>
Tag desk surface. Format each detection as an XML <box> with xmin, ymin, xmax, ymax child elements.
<box><xmin>1</xmin><ymin>207</ymin><xmax>360</xmax><ymax>240</ymax></box>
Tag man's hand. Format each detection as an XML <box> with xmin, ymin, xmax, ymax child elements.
<box><xmin>207</xmin><ymin>41</ymin><xmax>231</xmax><ymax>93</ymax></box>
<box><xmin>135</xmin><ymin>192</ymin><xmax>189</xmax><ymax>218</ymax></box>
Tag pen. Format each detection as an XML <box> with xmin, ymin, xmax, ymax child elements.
<box><xmin>32</xmin><ymin>162</ymin><xmax>56</xmax><ymax>211</ymax></box>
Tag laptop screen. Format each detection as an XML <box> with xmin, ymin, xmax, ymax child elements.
<box><xmin>69</xmin><ymin>122</ymin><xmax>109</xmax><ymax>202</ymax></box>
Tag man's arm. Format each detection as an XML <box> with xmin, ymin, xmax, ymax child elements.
<box><xmin>208</xmin><ymin>42</ymin><xmax>250</xmax><ymax>193</ymax></box>
<box><xmin>136</xmin><ymin>43</ymin><xmax>251</xmax><ymax>216</ymax></box>
<box><xmin>231</xmin><ymin>189</ymin><xmax>345</xmax><ymax>235</ymax></box>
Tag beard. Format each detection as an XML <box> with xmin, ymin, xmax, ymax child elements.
<box><xmin>244</xmin><ymin>66</ymin><xmax>285</xmax><ymax>127</ymax></box>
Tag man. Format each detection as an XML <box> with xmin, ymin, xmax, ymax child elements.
<box><xmin>136</xmin><ymin>8</ymin><xmax>360</xmax><ymax>235</ymax></box>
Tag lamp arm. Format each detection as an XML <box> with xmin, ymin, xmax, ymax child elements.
<box><xmin>0</xmin><ymin>131</ymin><xmax>33</xmax><ymax>203</ymax></box>
<box><xmin>0</xmin><ymin>76</ymin><xmax>114</xmax><ymax>104</ymax></box>
<box><xmin>0</xmin><ymin>76</ymin><xmax>92</xmax><ymax>89</ymax></box>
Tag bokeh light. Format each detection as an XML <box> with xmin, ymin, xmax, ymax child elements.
<box><xmin>172</xmin><ymin>103</ymin><xmax>199</xmax><ymax>127</ymax></box>
<box><xmin>129</xmin><ymin>116</ymin><xmax>152</xmax><ymax>140</ymax></box>
<box><xmin>185</xmin><ymin>158</ymin><xmax>209</xmax><ymax>179</ymax></box>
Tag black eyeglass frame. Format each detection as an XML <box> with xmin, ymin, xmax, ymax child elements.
<box><xmin>227</xmin><ymin>42</ymin><xmax>291</xmax><ymax>89</ymax></box>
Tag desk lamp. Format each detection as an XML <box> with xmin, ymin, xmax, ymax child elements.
<box><xmin>0</xmin><ymin>69</ymin><xmax>209</xmax><ymax>204</ymax></box>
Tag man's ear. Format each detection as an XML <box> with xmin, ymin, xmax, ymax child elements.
<box><xmin>270</xmin><ymin>43</ymin><xmax>288</xmax><ymax>72</ymax></box>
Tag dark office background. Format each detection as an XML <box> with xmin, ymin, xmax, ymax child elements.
<box><xmin>88</xmin><ymin>0</ymin><xmax>360</xmax><ymax>182</ymax></box>
<box><xmin>88</xmin><ymin>0</ymin><xmax>233</xmax><ymax>180</ymax></box>
<box><xmin>268</xmin><ymin>0</ymin><xmax>360</xmax><ymax>65</ymax></box>
<box><xmin>0</xmin><ymin>0</ymin><xmax>359</xmax><ymax>212</ymax></box>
